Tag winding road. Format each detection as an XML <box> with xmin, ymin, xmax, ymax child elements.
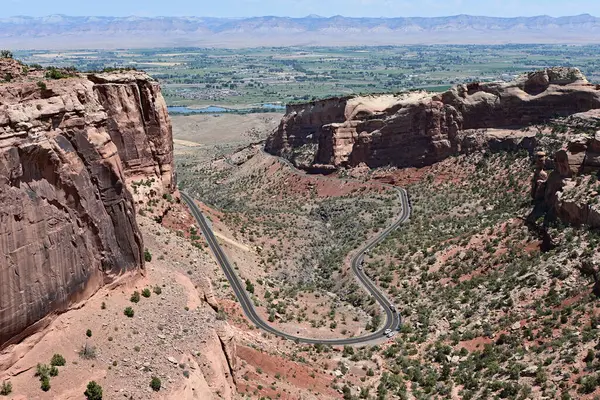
<box><xmin>181</xmin><ymin>150</ymin><xmax>411</xmax><ymax>345</ymax></box>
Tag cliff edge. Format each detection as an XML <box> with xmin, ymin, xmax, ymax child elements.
<box><xmin>0</xmin><ymin>59</ymin><xmax>175</xmax><ymax>348</ymax></box>
<box><xmin>266</xmin><ymin>67</ymin><xmax>600</xmax><ymax>170</ymax></box>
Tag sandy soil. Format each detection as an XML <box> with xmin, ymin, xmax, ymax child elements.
<box><xmin>171</xmin><ymin>113</ymin><xmax>282</xmax><ymax>145</ymax></box>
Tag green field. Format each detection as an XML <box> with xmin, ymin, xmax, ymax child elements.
<box><xmin>14</xmin><ymin>45</ymin><xmax>600</xmax><ymax>107</ymax></box>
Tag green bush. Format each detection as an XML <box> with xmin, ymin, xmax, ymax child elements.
<box><xmin>35</xmin><ymin>363</ymin><xmax>50</xmax><ymax>378</ymax></box>
<box><xmin>150</xmin><ymin>376</ymin><xmax>161</xmax><ymax>391</ymax></box>
<box><xmin>144</xmin><ymin>249</ymin><xmax>152</xmax><ymax>262</ymax></box>
<box><xmin>84</xmin><ymin>381</ymin><xmax>103</xmax><ymax>400</ymax></box>
<box><xmin>45</xmin><ymin>67</ymin><xmax>68</xmax><ymax>80</ymax></box>
<box><xmin>124</xmin><ymin>307</ymin><xmax>135</xmax><ymax>318</ymax></box>
<box><xmin>0</xmin><ymin>381</ymin><xmax>12</xmax><ymax>396</ymax></box>
<box><xmin>37</xmin><ymin>81</ymin><xmax>47</xmax><ymax>90</ymax></box>
<box><xmin>0</xmin><ymin>50</ymin><xmax>13</xmax><ymax>59</ymax></box>
<box><xmin>86</xmin><ymin>329</ymin><xmax>92</xmax><ymax>338</ymax></box>
<box><xmin>245</xmin><ymin>279</ymin><xmax>255</xmax><ymax>294</ymax></box>
<box><xmin>142</xmin><ymin>288</ymin><xmax>151</xmax><ymax>298</ymax></box>
<box><xmin>130</xmin><ymin>291</ymin><xmax>140</xmax><ymax>303</ymax></box>
<box><xmin>50</xmin><ymin>354</ymin><xmax>66</xmax><ymax>367</ymax></box>
<box><xmin>153</xmin><ymin>285</ymin><xmax>162</xmax><ymax>295</ymax></box>
<box><xmin>40</xmin><ymin>376</ymin><xmax>51</xmax><ymax>391</ymax></box>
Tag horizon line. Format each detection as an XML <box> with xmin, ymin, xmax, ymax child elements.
<box><xmin>1</xmin><ymin>13</ymin><xmax>597</xmax><ymax>20</ymax></box>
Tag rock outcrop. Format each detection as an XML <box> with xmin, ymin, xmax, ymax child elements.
<box><xmin>531</xmin><ymin>110</ymin><xmax>600</xmax><ymax>228</ymax></box>
<box><xmin>266</xmin><ymin>67</ymin><xmax>600</xmax><ymax>170</ymax></box>
<box><xmin>0</xmin><ymin>61</ymin><xmax>175</xmax><ymax>348</ymax></box>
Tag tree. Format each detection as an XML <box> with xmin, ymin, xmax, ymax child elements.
<box><xmin>0</xmin><ymin>50</ymin><xmax>13</xmax><ymax>59</ymax></box>
<box><xmin>84</xmin><ymin>381</ymin><xmax>103</xmax><ymax>400</ymax></box>
<box><xmin>86</xmin><ymin>329</ymin><xmax>92</xmax><ymax>338</ymax></box>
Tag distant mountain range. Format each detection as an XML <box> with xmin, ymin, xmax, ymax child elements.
<box><xmin>2</xmin><ymin>14</ymin><xmax>600</xmax><ymax>49</ymax></box>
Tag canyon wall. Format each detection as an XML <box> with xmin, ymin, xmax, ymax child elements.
<box><xmin>0</xmin><ymin>63</ymin><xmax>175</xmax><ymax>348</ymax></box>
<box><xmin>266</xmin><ymin>67</ymin><xmax>600</xmax><ymax>170</ymax></box>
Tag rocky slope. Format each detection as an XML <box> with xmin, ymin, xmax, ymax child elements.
<box><xmin>266</xmin><ymin>67</ymin><xmax>600</xmax><ymax>171</ymax></box>
<box><xmin>0</xmin><ymin>59</ymin><xmax>174</xmax><ymax>349</ymax></box>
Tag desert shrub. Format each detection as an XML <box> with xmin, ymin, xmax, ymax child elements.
<box><xmin>35</xmin><ymin>363</ymin><xmax>54</xmax><ymax>391</ymax></box>
<box><xmin>142</xmin><ymin>288</ymin><xmax>151</xmax><ymax>298</ymax></box>
<box><xmin>84</xmin><ymin>381</ymin><xmax>103</xmax><ymax>400</ymax></box>
<box><xmin>86</xmin><ymin>329</ymin><xmax>92</xmax><ymax>338</ymax></box>
<box><xmin>245</xmin><ymin>279</ymin><xmax>255</xmax><ymax>294</ymax></box>
<box><xmin>50</xmin><ymin>354</ymin><xmax>66</xmax><ymax>367</ymax></box>
<box><xmin>40</xmin><ymin>376</ymin><xmax>51</xmax><ymax>391</ymax></box>
<box><xmin>79</xmin><ymin>343</ymin><xmax>97</xmax><ymax>359</ymax></box>
<box><xmin>153</xmin><ymin>285</ymin><xmax>162</xmax><ymax>295</ymax></box>
<box><xmin>36</xmin><ymin>81</ymin><xmax>47</xmax><ymax>90</ymax></box>
<box><xmin>144</xmin><ymin>249</ymin><xmax>152</xmax><ymax>262</ymax></box>
<box><xmin>124</xmin><ymin>307</ymin><xmax>135</xmax><ymax>318</ymax></box>
<box><xmin>0</xmin><ymin>50</ymin><xmax>13</xmax><ymax>58</ymax></box>
<box><xmin>0</xmin><ymin>381</ymin><xmax>12</xmax><ymax>396</ymax></box>
<box><xmin>150</xmin><ymin>377</ymin><xmax>161</xmax><ymax>391</ymax></box>
<box><xmin>45</xmin><ymin>67</ymin><xmax>68</xmax><ymax>79</ymax></box>
<box><xmin>35</xmin><ymin>363</ymin><xmax>50</xmax><ymax>378</ymax></box>
<box><xmin>130</xmin><ymin>291</ymin><xmax>140</xmax><ymax>303</ymax></box>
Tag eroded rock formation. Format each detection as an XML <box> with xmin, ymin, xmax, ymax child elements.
<box><xmin>266</xmin><ymin>67</ymin><xmax>600</xmax><ymax>170</ymax></box>
<box><xmin>0</xmin><ymin>61</ymin><xmax>175</xmax><ymax>348</ymax></box>
<box><xmin>531</xmin><ymin>110</ymin><xmax>600</xmax><ymax>228</ymax></box>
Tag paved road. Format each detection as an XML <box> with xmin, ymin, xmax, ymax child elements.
<box><xmin>181</xmin><ymin>151</ymin><xmax>411</xmax><ymax>345</ymax></box>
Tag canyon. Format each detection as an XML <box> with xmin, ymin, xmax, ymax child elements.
<box><xmin>266</xmin><ymin>67</ymin><xmax>600</xmax><ymax>170</ymax></box>
<box><xmin>2</xmin><ymin>56</ymin><xmax>600</xmax><ymax>399</ymax></box>
<box><xmin>267</xmin><ymin>67</ymin><xmax>600</xmax><ymax>229</ymax></box>
<box><xmin>0</xmin><ymin>58</ymin><xmax>241</xmax><ymax>399</ymax></box>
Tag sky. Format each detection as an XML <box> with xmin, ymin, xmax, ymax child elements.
<box><xmin>2</xmin><ymin>0</ymin><xmax>600</xmax><ymax>18</ymax></box>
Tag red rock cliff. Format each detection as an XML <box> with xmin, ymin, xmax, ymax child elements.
<box><xmin>0</xmin><ymin>64</ymin><xmax>175</xmax><ymax>348</ymax></box>
<box><xmin>266</xmin><ymin>67</ymin><xmax>600</xmax><ymax>169</ymax></box>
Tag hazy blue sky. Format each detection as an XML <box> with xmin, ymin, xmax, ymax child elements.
<box><xmin>3</xmin><ymin>0</ymin><xmax>600</xmax><ymax>18</ymax></box>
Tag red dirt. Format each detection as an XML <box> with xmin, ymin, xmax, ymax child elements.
<box><xmin>237</xmin><ymin>345</ymin><xmax>341</xmax><ymax>399</ymax></box>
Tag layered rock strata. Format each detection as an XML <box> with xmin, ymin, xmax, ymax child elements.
<box><xmin>0</xmin><ymin>64</ymin><xmax>175</xmax><ymax>348</ymax></box>
<box><xmin>266</xmin><ymin>67</ymin><xmax>600</xmax><ymax>170</ymax></box>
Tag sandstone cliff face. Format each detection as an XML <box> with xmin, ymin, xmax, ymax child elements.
<box><xmin>0</xmin><ymin>65</ymin><xmax>175</xmax><ymax>348</ymax></box>
<box><xmin>91</xmin><ymin>72</ymin><xmax>175</xmax><ymax>197</ymax></box>
<box><xmin>266</xmin><ymin>67</ymin><xmax>600</xmax><ymax>170</ymax></box>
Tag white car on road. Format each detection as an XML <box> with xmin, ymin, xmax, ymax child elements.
<box><xmin>387</xmin><ymin>332</ymin><xmax>396</xmax><ymax>339</ymax></box>
<box><xmin>384</xmin><ymin>329</ymin><xmax>392</xmax><ymax>335</ymax></box>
